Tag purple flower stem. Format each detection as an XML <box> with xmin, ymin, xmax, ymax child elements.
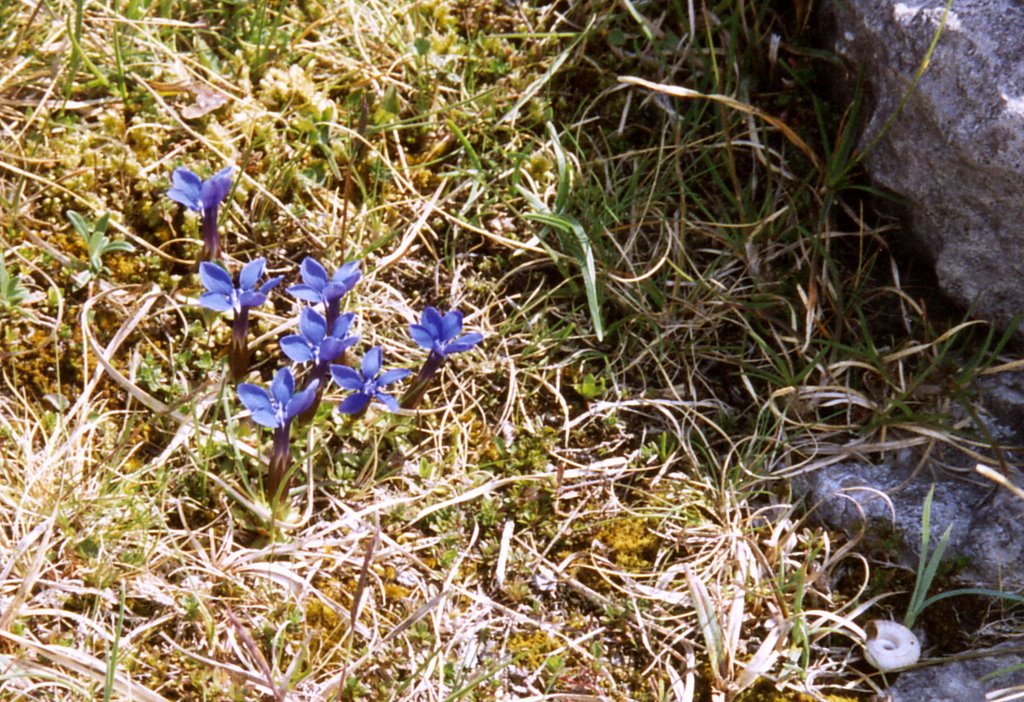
<box><xmin>325</xmin><ymin>298</ymin><xmax>341</xmax><ymax>330</ymax></box>
<box><xmin>294</xmin><ymin>384</ymin><xmax>325</xmax><ymax>425</ymax></box>
<box><xmin>400</xmin><ymin>351</ymin><xmax>446</xmax><ymax>410</ymax></box>
<box><xmin>229</xmin><ymin>308</ymin><xmax>251</xmax><ymax>381</ymax></box>
<box><xmin>200</xmin><ymin>207</ymin><xmax>221</xmax><ymax>261</ymax></box>
<box><xmin>266</xmin><ymin>423</ymin><xmax>293</xmax><ymax>503</ymax></box>
<box><xmin>296</xmin><ymin>352</ymin><xmax>348</xmax><ymax>423</ymax></box>
<box><xmin>295</xmin><ymin>358</ymin><xmax>337</xmax><ymax>425</ymax></box>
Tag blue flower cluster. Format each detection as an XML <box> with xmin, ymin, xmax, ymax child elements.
<box><xmin>171</xmin><ymin>163</ymin><xmax>483</xmax><ymax>504</ymax></box>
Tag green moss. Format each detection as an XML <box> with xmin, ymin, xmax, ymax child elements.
<box><xmin>507</xmin><ymin>629</ymin><xmax>562</xmax><ymax>673</ymax></box>
<box><xmin>594</xmin><ymin>517</ymin><xmax>658</xmax><ymax>571</ymax></box>
<box><xmin>734</xmin><ymin>679</ymin><xmax>866</xmax><ymax>701</ymax></box>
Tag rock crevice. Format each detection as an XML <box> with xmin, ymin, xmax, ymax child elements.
<box><xmin>819</xmin><ymin>0</ymin><xmax>1024</xmax><ymax>331</ymax></box>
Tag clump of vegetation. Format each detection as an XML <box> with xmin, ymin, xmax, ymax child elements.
<box><xmin>0</xmin><ymin>1</ymin><xmax>1019</xmax><ymax>701</ymax></box>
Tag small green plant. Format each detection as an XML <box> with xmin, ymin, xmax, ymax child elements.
<box><xmin>685</xmin><ymin>565</ymin><xmax>726</xmax><ymax>690</ymax></box>
<box><xmin>515</xmin><ymin>122</ymin><xmax>604</xmax><ymax>341</ymax></box>
<box><xmin>904</xmin><ymin>485</ymin><xmax>953</xmax><ymax>628</ymax></box>
<box><xmin>904</xmin><ymin>486</ymin><xmax>1024</xmax><ymax>629</ymax></box>
<box><xmin>66</xmin><ymin>210</ymin><xmax>134</xmax><ymax>281</ymax></box>
<box><xmin>0</xmin><ymin>257</ymin><xmax>30</xmax><ymax>315</ymax></box>
<box><xmin>572</xmin><ymin>372</ymin><xmax>607</xmax><ymax>401</ymax></box>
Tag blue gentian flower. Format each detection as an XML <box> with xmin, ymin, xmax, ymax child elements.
<box><xmin>167</xmin><ymin>166</ymin><xmax>234</xmax><ymax>261</ymax></box>
<box><xmin>409</xmin><ymin>307</ymin><xmax>484</xmax><ymax>359</ymax></box>
<box><xmin>199</xmin><ymin>258</ymin><xmax>283</xmax><ymax>313</ymax></box>
<box><xmin>402</xmin><ymin>307</ymin><xmax>483</xmax><ymax>409</ymax></box>
<box><xmin>280</xmin><ymin>308</ymin><xmax>358</xmax><ymax>369</ymax></box>
<box><xmin>331</xmin><ymin>347</ymin><xmax>410</xmax><ymax>415</ymax></box>
<box><xmin>167</xmin><ymin>166</ymin><xmax>233</xmax><ymax>213</ymax></box>
<box><xmin>199</xmin><ymin>258</ymin><xmax>283</xmax><ymax>380</ymax></box>
<box><xmin>238</xmin><ymin>367</ymin><xmax>320</xmax><ymax>428</ymax></box>
<box><xmin>280</xmin><ymin>308</ymin><xmax>359</xmax><ymax>423</ymax></box>
<box><xmin>237</xmin><ymin>368</ymin><xmax>320</xmax><ymax>501</ymax></box>
<box><xmin>287</xmin><ymin>257</ymin><xmax>361</xmax><ymax>327</ymax></box>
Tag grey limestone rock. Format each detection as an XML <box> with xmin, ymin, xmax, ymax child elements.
<box><xmin>793</xmin><ymin>458</ymin><xmax>1024</xmax><ymax>591</ymax></box>
<box><xmin>888</xmin><ymin>649</ymin><xmax>1024</xmax><ymax>702</ymax></box>
<box><xmin>976</xmin><ymin>370</ymin><xmax>1024</xmax><ymax>445</ymax></box>
<box><xmin>817</xmin><ymin>0</ymin><xmax>1024</xmax><ymax>332</ymax></box>
<box><xmin>793</xmin><ymin>456</ymin><xmax>1024</xmax><ymax>699</ymax></box>
<box><xmin>801</xmin><ymin>6</ymin><xmax>1024</xmax><ymax>693</ymax></box>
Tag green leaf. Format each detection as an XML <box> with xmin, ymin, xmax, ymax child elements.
<box><xmin>66</xmin><ymin>210</ymin><xmax>92</xmax><ymax>240</ymax></box>
<box><xmin>559</xmin><ymin>215</ymin><xmax>602</xmax><ymax>341</ymax></box>
<box><xmin>514</xmin><ymin>125</ymin><xmax>605</xmax><ymax>341</ymax></box>
<box><xmin>516</xmin><ymin>193</ymin><xmax>604</xmax><ymax>342</ymax></box>
<box><xmin>102</xmin><ymin>239</ymin><xmax>135</xmax><ymax>255</ymax></box>
<box><xmin>904</xmin><ymin>485</ymin><xmax>955</xmax><ymax>628</ymax></box>
<box><xmin>0</xmin><ymin>258</ymin><xmax>29</xmax><ymax>309</ymax></box>
<box><xmin>381</xmin><ymin>84</ymin><xmax>400</xmax><ymax>115</ymax></box>
<box><xmin>94</xmin><ymin>212</ymin><xmax>111</xmax><ymax>236</ymax></box>
<box><xmin>547</xmin><ymin>122</ymin><xmax>570</xmax><ymax>212</ymax></box>
<box><xmin>573</xmin><ymin>373</ymin><xmax>606</xmax><ymax>400</ymax></box>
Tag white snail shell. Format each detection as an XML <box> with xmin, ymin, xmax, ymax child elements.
<box><xmin>863</xmin><ymin>620</ymin><xmax>921</xmax><ymax>672</ymax></box>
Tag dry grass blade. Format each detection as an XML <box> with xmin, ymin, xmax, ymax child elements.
<box><xmin>976</xmin><ymin>464</ymin><xmax>1024</xmax><ymax>502</ymax></box>
<box><xmin>617</xmin><ymin>75</ymin><xmax>822</xmax><ymax>170</ymax></box>
<box><xmin>349</xmin><ymin>513</ymin><xmax>380</xmax><ymax>632</ymax></box>
<box><xmin>0</xmin><ymin>630</ymin><xmax>169</xmax><ymax>702</ymax></box>
<box><xmin>224</xmin><ymin>605</ymin><xmax>281</xmax><ymax>702</ymax></box>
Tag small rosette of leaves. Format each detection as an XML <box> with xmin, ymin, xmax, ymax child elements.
<box><xmin>66</xmin><ymin>210</ymin><xmax>134</xmax><ymax>285</ymax></box>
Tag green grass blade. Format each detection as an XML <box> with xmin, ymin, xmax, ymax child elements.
<box><xmin>905</xmin><ymin>485</ymin><xmax>954</xmax><ymax>628</ymax></box>
<box><xmin>920</xmin><ymin>587</ymin><xmax>1024</xmax><ymax>612</ymax></box>
<box><xmin>516</xmin><ymin>188</ymin><xmax>604</xmax><ymax>341</ymax></box>
<box><xmin>102</xmin><ymin>584</ymin><xmax>126</xmax><ymax>702</ymax></box>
